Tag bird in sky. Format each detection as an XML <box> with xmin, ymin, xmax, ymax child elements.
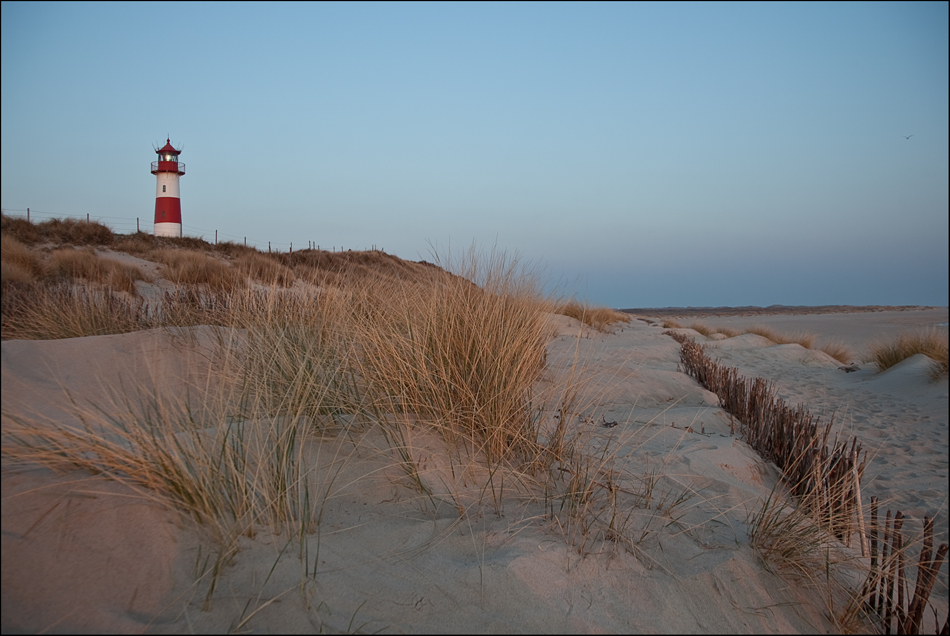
<box><xmin>904</xmin><ymin>135</ymin><xmax>914</xmax><ymax>140</ymax></box>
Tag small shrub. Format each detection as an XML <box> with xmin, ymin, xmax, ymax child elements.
<box><xmin>661</xmin><ymin>319</ymin><xmax>683</xmax><ymax>329</ymax></box>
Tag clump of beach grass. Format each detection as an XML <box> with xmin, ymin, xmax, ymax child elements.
<box><xmin>350</xmin><ymin>246</ymin><xmax>550</xmax><ymax>466</ymax></box>
<box><xmin>715</xmin><ymin>326</ymin><xmax>743</xmax><ymax>338</ymax></box>
<box><xmin>818</xmin><ymin>341</ymin><xmax>853</xmax><ymax>365</ymax></box>
<box><xmin>746</xmin><ymin>482</ymin><xmax>881</xmax><ymax>634</ymax></box>
<box><xmin>1</xmin><ymin>234</ymin><xmax>43</xmax><ymax>284</ymax></box>
<box><xmin>45</xmin><ymin>247</ymin><xmax>147</xmax><ymax>293</ymax></box>
<box><xmin>0</xmin><ymin>284</ymin><xmax>370</xmax><ymax>607</ymax></box>
<box><xmin>867</xmin><ymin>329</ymin><xmax>949</xmax><ymax>380</ymax></box>
<box><xmin>697</xmin><ymin>322</ymin><xmax>850</xmax><ymax>363</ymax></box>
<box><xmin>234</xmin><ymin>251</ymin><xmax>296</xmax><ymax>287</ymax></box>
<box><xmin>152</xmin><ymin>248</ymin><xmax>245</xmax><ymax>290</ymax></box>
<box><xmin>1</xmin><ymin>282</ymin><xmax>150</xmax><ymax>340</ymax></box>
<box><xmin>743</xmin><ymin>324</ymin><xmax>817</xmax><ymax>349</ymax></box>
<box><xmin>556</xmin><ymin>299</ymin><xmax>632</xmax><ymax>332</ymax></box>
<box><xmin>687</xmin><ymin>321</ymin><xmax>714</xmax><ymax>337</ymax></box>
<box><xmin>0</xmin><ymin>215</ymin><xmax>114</xmax><ymax>246</ymax></box>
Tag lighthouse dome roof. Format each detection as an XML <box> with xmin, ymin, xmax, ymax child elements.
<box><xmin>156</xmin><ymin>138</ymin><xmax>181</xmax><ymax>155</ymax></box>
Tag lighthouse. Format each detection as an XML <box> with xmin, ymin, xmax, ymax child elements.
<box><xmin>151</xmin><ymin>138</ymin><xmax>185</xmax><ymax>237</ymax></box>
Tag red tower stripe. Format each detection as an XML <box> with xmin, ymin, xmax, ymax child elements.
<box><xmin>154</xmin><ymin>198</ymin><xmax>182</xmax><ymax>225</ymax></box>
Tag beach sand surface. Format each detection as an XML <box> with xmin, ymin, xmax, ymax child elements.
<box><xmin>2</xmin><ymin>309</ymin><xmax>947</xmax><ymax>633</ymax></box>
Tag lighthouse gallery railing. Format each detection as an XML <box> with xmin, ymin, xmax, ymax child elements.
<box><xmin>151</xmin><ymin>161</ymin><xmax>186</xmax><ymax>175</ymax></box>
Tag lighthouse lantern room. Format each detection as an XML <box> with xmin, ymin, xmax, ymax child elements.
<box><xmin>151</xmin><ymin>138</ymin><xmax>185</xmax><ymax>237</ymax></box>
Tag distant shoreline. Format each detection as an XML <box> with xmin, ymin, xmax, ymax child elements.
<box><xmin>619</xmin><ymin>304</ymin><xmax>944</xmax><ymax>317</ymax></box>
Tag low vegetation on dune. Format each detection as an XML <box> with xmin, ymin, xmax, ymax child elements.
<box><xmin>233</xmin><ymin>251</ymin><xmax>296</xmax><ymax>287</ymax></box>
<box><xmin>2</xmin><ymin>233</ymin><xmax>148</xmax><ymax>294</ymax></box>
<box><xmin>150</xmin><ymin>248</ymin><xmax>246</xmax><ymax>290</ymax></box>
<box><xmin>687</xmin><ymin>321</ymin><xmax>714</xmax><ymax>337</ymax></box>
<box><xmin>45</xmin><ymin>248</ymin><xmax>147</xmax><ymax>293</ymax></box>
<box><xmin>0</xmin><ymin>235</ymin><xmax>43</xmax><ymax>284</ymax></box>
<box><xmin>742</xmin><ymin>324</ymin><xmax>817</xmax><ymax>349</ymax></box>
<box><xmin>817</xmin><ymin>340</ymin><xmax>854</xmax><ymax>365</ymax></box>
<box><xmin>1</xmin><ymin>215</ymin><xmax>114</xmax><ymax>246</ymax></box>
<box><xmin>868</xmin><ymin>329</ymin><xmax>949</xmax><ymax>379</ymax></box>
<box><xmin>658</xmin><ymin>318</ymin><xmax>853</xmax><ymax>364</ymax></box>
<box><xmin>1</xmin><ymin>226</ymin><xmax>668</xmax><ymax>611</ymax></box>
<box><xmin>556</xmin><ymin>299</ymin><xmax>632</xmax><ymax>332</ymax></box>
<box><xmin>1</xmin><ymin>216</ymin><xmax>632</xmax><ymax>339</ymax></box>
<box><xmin>2</xmin><ymin>215</ymin><xmax>945</xmax><ymax>632</ymax></box>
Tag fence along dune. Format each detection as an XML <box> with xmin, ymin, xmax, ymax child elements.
<box><xmin>666</xmin><ymin>328</ymin><xmax>948</xmax><ymax>634</ymax></box>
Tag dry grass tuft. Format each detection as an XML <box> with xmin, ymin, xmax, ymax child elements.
<box><xmin>152</xmin><ymin>248</ymin><xmax>245</xmax><ymax>290</ymax></box>
<box><xmin>661</xmin><ymin>319</ymin><xmax>683</xmax><ymax>329</ymax></box>
<box><xmin>352</xmin><ymin>246</ymin><xmax>550</xmax><ymax>465</ymax></box>
<box><xmin>747</xmin><ymin>486</ymin><xmax>836</xmax><ymax>578</ymax></box>
<box><xmin>1</xmin><ymin>215</ymin><xmax>42</xmax><ymax>244</ymax></box>
<box><xmin>44</xmin><ymin>248</ymin><xmax>147</xmax><ymax>293</ymax></box>
<box><xmin>1</xmin><ymin>283</ymin><xmax>148</xmax><ymax>339</ymax></box>
<box><xmin>234</xmin><ymin>252</ymin><xmax>296</xmax><ymax>287</ymax></box>
<box><xmin>112</xmin><ymin>232</ymin><xmax>160</xmax><ymax>256</ymax></box>
<box><xmin>1</xmin><ymin>234</ymin><xmax>43</xmax><ymax>284</ymax></box>
<box><xmin>556</xmin><ymin>300</ymin><xmax>632</xmax><ymax>332</ymax></box>
<box><xmin>687</xmin><ymin>321</ymin><xmax>714</xmax><ymax>337</ymax></box>
<box><xmin>743</xmin><ymin>324</ymin><xmax>817</xmax><ymax>349</ymax></box>
<box><xmin>716</xmin><ymin>326</ymin><xmax>743</xmax><ymax>338</ymax></box>
<box><xmin>2</xmin><ymin>216</ymin><xmax>116</xmax><ymax>245</ymax></box>
<box><xmin>818</xmin><ymin>340</ymin><xmax>853</xmax><ymax>365</ymax></box>
<box><xmin>867</xmin><ymin>329</ymin><xmax>949</xmax><ymax>379</ymax></box>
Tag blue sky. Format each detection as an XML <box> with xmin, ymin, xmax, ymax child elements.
<box><xmin>2</xmin><ymin>1</ymin><xmax>947</xmax><ymax>308</ymax></box>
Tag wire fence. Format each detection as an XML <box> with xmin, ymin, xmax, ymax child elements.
<box><xmin>0</xmin><ymin>207</ymin><xmax>377</xmax><ymax>254</ymax></box>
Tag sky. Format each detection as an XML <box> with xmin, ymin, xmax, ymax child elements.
<box><xmin>2</xmin><ymin>1</ymin><xmax>947</xmax><ymax>308</ymax></box>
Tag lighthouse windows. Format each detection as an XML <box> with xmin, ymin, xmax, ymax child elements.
<box><xmin>162</xmin><ymin>185</ymin><xmax>166</xmax><ymax>192</ymax></box>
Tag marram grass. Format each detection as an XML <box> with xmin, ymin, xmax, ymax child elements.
<box><xmin>867</xmin><ymin>329</ymin><xmax>949</xmax><ymax>379</ymax></box>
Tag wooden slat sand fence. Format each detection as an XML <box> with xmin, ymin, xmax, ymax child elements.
<box><xmin>665</xmin><ymin>330</ymin><xmax>866</xmax><ymax>541</ymax></box>
<box><xmin>862</xmin><ymin>500</ymin><xmax>949</xmax><ymax>635</ymax></box>
<box><xmin>665</xmin><ymin>331</ymin><xmax>948</xmax><ymax>634</ymax></box>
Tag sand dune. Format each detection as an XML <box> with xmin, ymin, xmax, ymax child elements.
<box><xmin>2</xmin><ymin>310</ymin><xmax>947</xmax><ymax>633</ymax></box>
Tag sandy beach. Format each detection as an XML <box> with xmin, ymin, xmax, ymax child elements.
<box><xmin>2</xmin><ymin>303</ymin><xmax>947</xmax><ymax>633</ymax></box>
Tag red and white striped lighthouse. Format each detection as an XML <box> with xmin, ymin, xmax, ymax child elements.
<box><xmin>151</xmin><ymin>138</ymin><xmax>185</xmax><ymax>237</ymax></box>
